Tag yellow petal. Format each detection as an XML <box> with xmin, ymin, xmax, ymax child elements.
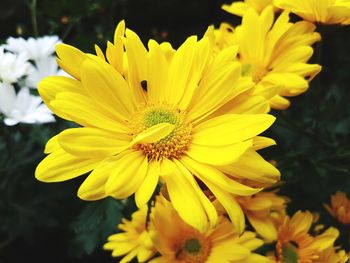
<box><xmin>35</xmin><ymin>149</ymin><xmax>100</xmax><ymax>182</ymax></box>
<box><xmin>247</xmin><ymin>214</ymin><xmax>277</xmax><ymax>241</ymax></box>
<box><xmin>135</xmin><ymin>160</ymin><xmax>160</xmax><ymax>207</ymax></box>
<box><xmin>38</xmin><ymin>76</ymin><xmax>86</xmax><ymax>113</ymax></box>
<box><xmin>105</xmin><ymin>150</ymin><xmax>148</xmax><ymax>199</ymax></box>
<box><xmin>77</xmin><ymin>158</ymin><xmax>117</xmax><ymax>200</ymax></box>
<box><xmin>57</xmin><ymin>127</ymin><xmax>129</xmax><ymax>158</ymax></box>
<box><xmin>181</xmin><ymin>156</ymin><xmax>261</xmax><ymax>196</ymax></box>
<box><xmin>130</xmin><ymin>123</ymin><xmax>175</xmax><ymax>145</ymax></box>
<box><xmin>81</xmin><ymin>58</ymin><xmax>138</xmax><ymax>118</ymax></box>
<box><xmin>56</xmin><ymin>43</ymin><xmax>86</xmax><ymax>79</ymax></box>
<box><xmin>51</xmin><ymin>92</ymin><xmax>130</xmax><ymax>132</ymax></box>
<box><xmin>186</xmin><ymin>141</ymin><xmax>252</xmax><ymax>166</ymax></box>
<box><xmin>218</xmin><ymin>149</ymin><xmax>280</xmax><ymax>184</ymax></box>
<box><xmin>192</xmin><ymin>114</ymin><xmax>275</xmax><ymax>146</ymax></box>
<box><xmin>162</xmin><ymin>159</ymin><xmax>209</xmax><ymax>231</ymax></box>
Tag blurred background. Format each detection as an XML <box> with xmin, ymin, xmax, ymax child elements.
<box><xmin>0</xmin><ymin>0</ymin><xmax>349</xmax><ymax>262</ymax></box>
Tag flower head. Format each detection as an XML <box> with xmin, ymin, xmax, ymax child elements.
<box><xmin>212</xmin><ymin>7</ymin><xmax>321</xmax><ymax>110</ymax></box>
<box><xmin>0</xmin><ymin>47</ymin><xmax>31</xmax><ymax>84</ymax></box>
<box><xmin>149</xmin><ymin>197</ymin><xmax>270</xmax><ymax>263</ymax></box>
<box><xmin>237</xmin><ymin>191</ymin><xmax>288</xmax><ymax>241</ymax></box>
<box><xmin>273</xmin><ymin>211</ymin><xmax>339</xmax><ymax>263</ymax></box>
<box><xmin>0</xmin><ymin>83</ymin><xmax>55</xmax><ymax>126</ymax></box>
<box><xmin>4</xmin><ymin>36</ymin><xmax>61</xmax><ymax>61</ymax></box>
<box><xmin>274</xmin><ymin>0</ymin><xmax>350</xmax><ymax>25</ymax></box>
<box><xmin>222</xmin><ymin>0</ymin><xmax>275</xmax><ymax>17</ymax></box>
<box><xmin>36</xmin><ymin>21</ymin><xmax>280</xmax><ymax>233</ymax></box>
<box><xmin>103</xmin><ymin>206</ymin><xmax>156</xmax><ymax>263</ymax></box>
<box><xmin>324</xmin><ymin>191</ymin><xmax>350</xmax><ymax>225</ymax></box>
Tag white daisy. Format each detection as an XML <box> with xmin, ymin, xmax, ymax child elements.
<box><xmin>25</xmin><ymin>56</ymin><xmax>67</xmax><ymax>89</ymax></box>
<box><xmin>0</xmin><ymin>47</ymin><xmax>31</xmax><ymax>84</ymax></box>
<box><xmin>0</xmin><ymin>83</ymin><xmax>55</xmax><ymax>126</ymax></box>
<box><xmin>4</xmin><ymin>36</ymin><xmax>61</xmax><ymax>61</ymax></box>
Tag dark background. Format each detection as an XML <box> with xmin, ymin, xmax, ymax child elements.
<box><xmin>0</xmin><ymin>0</ymin><xmax>349</xmax><ymax>262</ymax></box>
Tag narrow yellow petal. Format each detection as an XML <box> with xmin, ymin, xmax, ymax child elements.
<box><xmin>105</xmin><ymin>150</ymin><xmax>148</xmax><ymax>199</ymax></box>
<box><xmin>57</xmin><ymin>127</ymin><xmax>129</xmax><ymax>158</ymax></box>
<box><xmin>35</xmin><ymin>149</ymin><xmax>100</xmax><ymax>182</ymax></box>
<box><xmin>56</xmin><ymin>43</ymin><xmax>86</xmax><ymax>79</ymax></box>
<box><xmin>130</xmin><ymin>123</ymin><xmax>175</xmax><ymax>145</ymax></box>
<box><xmin>135</xmin><ymin>161</ymin><xmax>160</xmax><ymax>207</ymax></box>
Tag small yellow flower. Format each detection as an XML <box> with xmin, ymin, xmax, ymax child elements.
<box><xmin>103</xmin><ymin>206</ymin><xmax>156</xmax><ymax>263</ymax></box>
<box><xmin>237</xmin><ymin>191</ymin><xmax>288</xmax><ymax>241</ymax></box>
<box><xmin>273</xmin><ymin>211</ymin><xmax>339</xmax><ymax>263</ymax></box>
<box><xmin>274</xmin><ymin>0</ymin><xmax>350</xmax><ymax>25</ymax></box>
<box><xmin>210</xmin><ymin>7</ymin><xmax>321</xmax><ymax>110</ymax></box>
<box><xmin>324</xmin><ymin>191</ymin><xmax>350</xmax><ymax>225</ymax></box>
<box><xmin>149</xmin><ymin>197</ymin><xmax>270</xmax><ymax>263</ymax></box>
<box><xmin>36</xmin><ymin>20</ymin><xmax>280</xmax><ymax>233</ymax></box>
<box><xmin>314</xmin><ymin>246</ymin><xmax>349</xmax><ymax>263</ymax></box>
<box><xmin>222</xmin><ymin>0</ymin><xmax>275</xmax><ymax>17</ymax></box>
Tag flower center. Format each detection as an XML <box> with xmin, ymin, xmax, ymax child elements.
<box><xmin>130</xmin><ymin>104</ymin><xmax>192</xmax><ymax>160</ymax></box>
<box><xmin>241</xmin><ymin>62</ymin><xmax>268</xmax><ymax>83</ymax></box>
<box><xmin>176</xmin><ymin>236</ymin><xmax>211</xmax><ymax>263</ymax></box>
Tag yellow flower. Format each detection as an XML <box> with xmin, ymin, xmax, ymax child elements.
<box><xmin>222</xmin><ymin>0</ymin><xmax>275</xmax><ymax>17</ymax></box>
<box><xmin>237</xmin><ymin>191</ymin><xmax>288</xmax><ymax>241</ymax></box>
<box><xmin>274</xmin><ymin>211</ymin><xmax>339</xmax><ymax>263</ymax></box>
<box><xmin>35</xmin><ymin>21</ymin><xmax>280</xmax><ymax>233</ymax></box>
<box><xmin>314</xmin><ymin>246</ymin><xmax>349</xmax><ymax>263</ymax></box>
<box><xmin>324</xmin><ymin>191</ymin><xmax>350</xmax><ymax>225</ymax></box>
<box><xmin>211</xmin><ymin>7</ymin><xmax>321</xmax><ymax>110</ymax></box>
<box><xmin>103</xmin><ymin>206</ymin><xmax>156</xmax><ymax>263</ymax></box>
<box><xmin>274</xmin><ymin>0</ymin><xmax>350</xmax><ymax>25</ymax></box>
<box><xmin>149</xmin><ymin>197</ymin><xmax>270</xmax><ymax>263</ymax></box>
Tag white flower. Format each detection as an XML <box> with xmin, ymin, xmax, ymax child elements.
<box><xmin>25</xmin><ymin>56</ymin><xmax>67</xmax><ymax>89</ymax></box>
<box><xmin>4</xmin><ymin>36</ymin><xmax>61</xmax><ymax>61</ymax></box>
<box><xmin>0</xmin><ymin>47</ymin><xmax>32</xmax><ymax>84</ymax></box>
<box><xmin>0</xmin><ymin>83</ymin><xmax>55</xmax><ymax>126</ymax></box>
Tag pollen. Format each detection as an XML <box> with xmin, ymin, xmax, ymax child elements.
<box><xmin>130</xmin><ymin>104</ymin><xmax>192</xmax><ymax>160</ymax></box>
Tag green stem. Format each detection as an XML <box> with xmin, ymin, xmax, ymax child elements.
<box><xmin>30</xmin><ymin>0</ymin><xmax>39</xmax><ymax>37</ymax></box>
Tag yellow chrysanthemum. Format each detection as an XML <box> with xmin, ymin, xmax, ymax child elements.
<box><xmin>273</xmin><ymin>211</ymin><xmax>339</xmax><ymax>263</ymax></box>
<box><xmin>314</xmin><ymin>246</ymin><xmax>349</xmax><ymax>263</ymax></box>
<box><xmin>274</xmin><ymin>0</ymin><xmax>350</xmax><ymax>25</ymax></box>
<box><xmin>237</xmin><ymin>191</ymin><xmax>288</xmax><ymax>241</ymax></box>
<box><xmin>103</xmin><ymin>206</ymin><xmax>156</xmax><ymax>263</ymax></box>
<box><xmin>35</xmin><ymin>21</ymin><xmax>280</xmax><ymax>233</ymax></box>
<box><xmin>324</xmin><ymin>191</ymin><xmax>350</xmax><ymax>225</ymax></box>
<box><xmin>222</xmin><ymin>0</ymin><xmax>275</xmax><ymax>17</ymax></box>
<box><xmin>149</xmin><ymin>197</ymin><xmax>270</xmax><ymax>263</ymax></box>
<box><xmin>213</xmin><ymin>6</ymin><xmax>322</xmax><ymax>110</ymax></box>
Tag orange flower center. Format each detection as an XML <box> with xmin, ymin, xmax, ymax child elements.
<box><xmin>176</xmin><ymin>235</ymin><xmax>211</xmax><ymax>263</ymax></box>
<box><xmin>130</xmin><ymin>104</ymin><xmax>192</xmax><ymax>160</ymax></box>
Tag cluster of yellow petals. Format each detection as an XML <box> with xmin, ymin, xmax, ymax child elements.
<box><xmin>273</xmin><ymin>211</ymin><xmax>342</xmax><ymax>263</ymax></box>
<box><xmin>324</xmin><ymin>191</ymin><xmax>350</xmax><ymax>225</ymax></box>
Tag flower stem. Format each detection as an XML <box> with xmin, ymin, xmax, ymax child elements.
<box><xmin>30</xmin><ymin>0</ymin><xmax>39</xmax><ymax>37</ymax></box>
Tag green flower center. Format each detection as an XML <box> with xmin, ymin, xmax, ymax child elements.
<box><xmin>130</xmin><ymin>104</ymin><xmax>192</xmax><ymax>160</ymax></box>
<box><xmin>183</xmin><ymin>238</ymin><xmax>202</xmax><ymax>255</ymax></box>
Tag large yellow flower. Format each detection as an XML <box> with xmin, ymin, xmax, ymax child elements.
<box><xmin>324</xmin><ymin>191</ymin><xmax>350</xmax><ymax>225</ymax></box>
<box><xmin>35</xmin><ymin>21</ymin><xmax>279</xmax><ymax>233</ymax></box>
<box><xmin>150</xmin><ymin>197</ymin><xmax>270</xmax><ymax>263</ymax></box>
<box><xmin>103</xmin><ymin>206</ymin><xmax>156</xmax><ymax>263</ymax></box>
<box><xmin>273</xmin><ymin>211</ymin><xmax>339</xmax><ymax>263</ymax></box>
<box><xmin>216</xmin><ymin>6</ymin><xmax>322</xmax><ymax>110</ymax></box>
<box><xmin>237</xmin><ymin>191</ymin><xmax>288</xmax><ymax>241</ymax></box>
<box><xmin>274</xmin><ymin>0</ymin><xmax>350</xmax><ymax>25</ymax></box>
<box><xmin>222</xmin><ymin>0</ymin><xmax>275</xmax><ymax>17</ymax></box>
